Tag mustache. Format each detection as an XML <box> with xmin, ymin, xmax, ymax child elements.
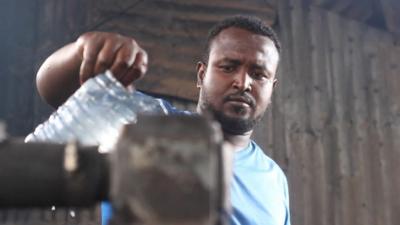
<box><xmin>223</xmin><ymin>92</ymin><xmax>256</xmax><ymax>107</ymax></box>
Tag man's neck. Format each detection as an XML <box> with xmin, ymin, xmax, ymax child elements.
<box><xmin>223</xmin><ymin>131</ymin><xmax>252</xmax><ymax>152</ymax></box>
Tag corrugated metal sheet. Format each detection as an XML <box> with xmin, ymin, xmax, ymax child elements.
<box><xmin>254</xmin><ymin>1</ymin><xmax>400</xmax><ymax>225</ymax></box>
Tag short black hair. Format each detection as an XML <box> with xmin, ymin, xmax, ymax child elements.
<box><xmin>203</xmin><ymin>15</ymin><xmax>281</xmax><ymax>62</ymax></box>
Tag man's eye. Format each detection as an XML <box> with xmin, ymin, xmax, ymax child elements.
<box><xmin>252</xmin><ymin>72</ymin><xmax>267</xmax><ymax>80</ymax></box>
<box><xmin>219</xmin><ymin>65</ymin><xmax>235</xmax><ymax>73</ymax></box>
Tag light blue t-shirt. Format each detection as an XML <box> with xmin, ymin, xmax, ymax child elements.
<box><xmin>230</xmin><ymin>141</ymin><xmax>290</xmax><ymax>225</ymax></box>
<box><xmin>102</xmin><ymin>98</ymin><xmax>291</xmax><ymax>225</ymax></box>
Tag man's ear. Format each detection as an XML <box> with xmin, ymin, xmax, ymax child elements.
<box><xmin>196</xmin><ymin>61</ymin><xmax>206</xmax><ymax>87</ymax></box>
<box><xmin>273</xmin><ymin>78</ymin><xmax>278</xmax><ymax>88</ymax></box>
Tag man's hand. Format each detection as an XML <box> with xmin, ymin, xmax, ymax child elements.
<box><xmin>77</xmin><ymin>32</ymin><xmax>148</xmax><ymax>86</ymax></box>
<box><xmin>36</xmin><ymin>32</ymin><xmax>148</xmax><ymax>108</ymax></box>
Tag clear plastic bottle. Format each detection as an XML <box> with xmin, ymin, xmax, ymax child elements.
<box><xmin>25</xmin><ymin>71</ymin><xmax>167</xmax><ymax>152</ymax></box>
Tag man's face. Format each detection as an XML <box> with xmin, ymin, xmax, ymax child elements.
<box><xmin>197</xmin><ymin>27</ymin><xmax>279</xmax><ymax>135</ymax></box>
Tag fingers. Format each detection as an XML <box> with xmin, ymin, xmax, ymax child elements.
<box><xmin>77</xmin><ymin>32</ymin><xmax>148</xmax><ymax>86</ymax></box>
<box><xmin>134</xmin><ymin>48</ymin><xmax>148</xmax><ymax>77</ymax></box>
<box><xmin>78</xmin><ymin>33</ymin><xmax>103</xmax><ymax>84</ymax></box>
<box><xmin>109</xmin><ymin>40</ymin><xmax>137</xmax><ymax>81</ymax></box>
<box><xmin>119</xmin><ymin>48</ymin><xmax>148</xmax><ymax>86</ymax></box>
<box><xmin>110</xmin><ymin>41</ymin><xmax>148</xmax><ymax>86</ymax></box>
<box><xmin>93</xmin><ymin>39</ymin><xmax>123</xmax><ymax>76</ymax></box>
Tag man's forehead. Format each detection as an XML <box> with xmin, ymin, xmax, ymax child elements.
<box><xmin>209</xmin><ymin>40</ymin><xmax>278</xmax><ymax>66</ymax></box>
<box><xmin>211</xmin><ymin>27</ymin><xmax>274</xmax><ymax>47</ymax></box>
<box><xmin>216</xmin><ymin>57</ymin><xmax>268</xmax><ymax>68</ymax></box>
<box><xmin>209</xmin><ymin>27</ymin><xmax>278</xmax><ymax>58</ymax></box>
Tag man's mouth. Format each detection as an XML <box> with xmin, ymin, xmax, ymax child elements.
<box><xmin>227</xmin><ymin>98</ymin><xmax>251</xmax><ymax>106</ymax></box>
<box><xmin>224</xmin><ymin>94</ymin><xmax>255</xmax><ymax>107</ymax></box>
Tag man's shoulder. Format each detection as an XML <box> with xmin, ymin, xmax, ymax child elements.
<box><xmin>250</xmin><ymin>140</ymin><xmax>288</xmax><ymax>179</ymax></box>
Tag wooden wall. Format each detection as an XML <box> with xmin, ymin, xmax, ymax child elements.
<box><xmin>254</xmin><ymin>1</ymin><xmax>400</xmax><ymax>225</ymax></box>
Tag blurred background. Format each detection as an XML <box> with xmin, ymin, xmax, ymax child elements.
<box><xmin>0</xmin><ymin>0</ymin><xmax>399</xmax><ymax>224</ymax></box>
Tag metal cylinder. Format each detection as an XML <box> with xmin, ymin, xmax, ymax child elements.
<box><xmin>0</xmin><ymin>139</ymin><xmax>109</xmax><ymax>207</ymax></box>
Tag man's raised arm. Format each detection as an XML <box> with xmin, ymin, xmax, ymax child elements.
<box><xmin>36</xmin><ymin>32</ymin><xmax>148</xmax><ymax>108</ymax></box>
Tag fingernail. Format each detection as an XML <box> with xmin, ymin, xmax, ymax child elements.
<box><xmin>139</xmin><ymin>64</ymin><xmax>147</xmax><ymax>74</ymax></box>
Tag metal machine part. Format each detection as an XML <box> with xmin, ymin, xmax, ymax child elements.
<box><xmin>110</xmin><ymin>115</ymin><xmax>229</xmax><ymax>225</ymax></box>
<box><xmin>0</xmin><ymin>140</ymin><xmax>108</xmax><ymax>207</ymax></box>
<box><xmin>0</xmin><ymin>115</ymin><xmax>231</xmax><ymax>225</ymax></box>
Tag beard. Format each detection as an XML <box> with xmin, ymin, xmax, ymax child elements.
<box><xmin>211</xmin><ymin>107</ymin><xmax>261</xmax><ymax>135</ymax></box>
<box><xmin>199</xmin><ymin>91</ymin><xmax>264</xmax><ymax>135</ymax></box>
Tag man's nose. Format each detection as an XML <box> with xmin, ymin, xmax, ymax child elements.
<box><xmin>232</xmin><ymin>71</ymin><xmax>252</xmax><ymax>92</ymax></box>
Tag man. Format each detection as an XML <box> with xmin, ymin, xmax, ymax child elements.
<box><xmin>36</xmin><ymin>15</ymin><xmax>290</xmax><ymax>225</ymax></box>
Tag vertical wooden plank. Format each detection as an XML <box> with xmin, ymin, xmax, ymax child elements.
<box><xmin>277</xmin><ymin>0</ymin><xmax>306</xmax><ymax>224</ymax></box>
<box><xmin>308</xmin><ymin>6</ymin><xmax>335</xmax><ymax>225</ymax></box>
<box><xmin>299</xmin><ymin>6</ymin><xmax>327</xmax><ymax>225</ymax></box>
<box><xmin>363</xmin><ymin>27</ymin><xmax>394</xmax><ymax>225</ymax></box>
<box><xmin>267</xmin><ymin>7</ymin><xmax>291</xmax><ymax>173</ymax></box>
<box><xmin>384</xmin><ymin>42</ymin><xmax>400</xmax><ymax>225</ymax></box>
<box><xmin>346</xmin><ymin>18</ymin><xmax>375</xmax><ymax>225</ymax></box>
<box><xmin>326</xmin><ymin>8</ymin><xmax>352</xmax><ymax>225</ymax></box>
<box><xmin>287</xmin><ymin>1</ymin><xmax>315</xmax><ymax>225</ymax></box>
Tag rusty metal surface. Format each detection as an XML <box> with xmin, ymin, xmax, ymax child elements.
<box><xmin>0</xmin><ymin>140</ymin><xmax>108</xmax><ymax>207</ymax></box>
<box><xmin>0</xmin><ymin>115</ymin><xmax>229</xmax><ymax>225</ymax></box>
<box><xmin>110</xmin><ymin>115</ymin><xmax>228</xmax><ymax>225</ymax></box>
<box><xmin>0</xmin><ymin>140</ymin><xmax>103</xmax><ymax>225</ymax></box>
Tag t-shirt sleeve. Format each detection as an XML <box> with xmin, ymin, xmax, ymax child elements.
<box><xmin>282</xmin><ymin>174</ymin><xmax>291</xmax><ymax>225</ymax></box>
<box><xmin>157</xmin><ymin>98</ymin><xmax>193</xmax><ymax>115</ymax></box>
